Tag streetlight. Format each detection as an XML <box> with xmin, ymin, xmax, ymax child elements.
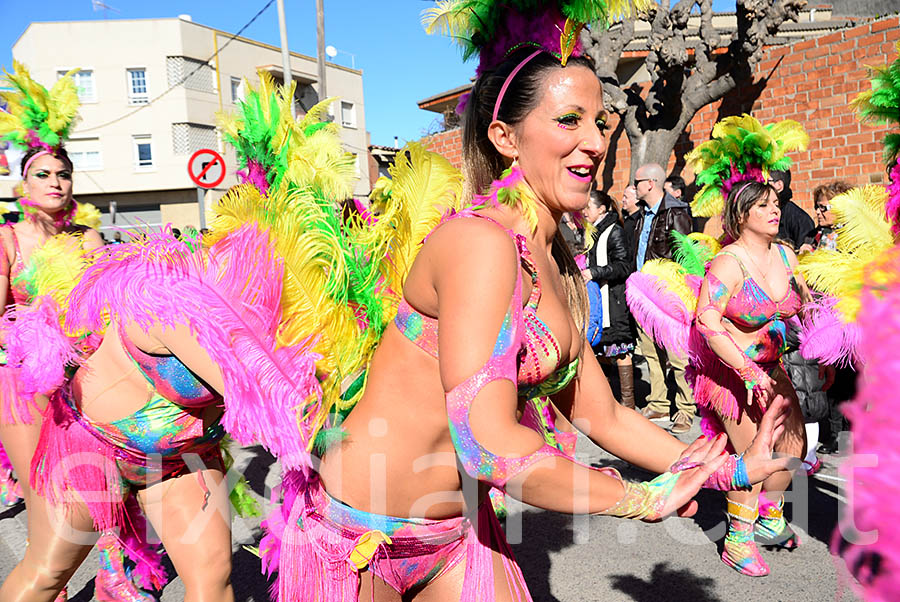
<box><xmin>325</xmin><ymin>45</ymin><xmax>356</xmax><ymax>69</ymax></box>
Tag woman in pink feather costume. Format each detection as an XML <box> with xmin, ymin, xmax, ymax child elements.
<box><xmin>692</xmin><ymin>180</ymin><xmax>816</xmax><ymax>577</ymax></box>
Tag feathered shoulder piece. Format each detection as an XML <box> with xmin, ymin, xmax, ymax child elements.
<box><xmin>423</xmin><ymin>0</ymin><xmax>652</xmax><ymax>71</ymax></box>
<box><xmin>686</xmin><ymin>114</ymin><xmax>808</xmax><ymax>218</ymax></box>
<box><xmin>0</xmin><ymin>61</ymin><xmax>80</xmax><ymax>152</ymax></box>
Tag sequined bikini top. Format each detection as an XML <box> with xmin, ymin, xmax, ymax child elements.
<box><xmin>120</xmin><ymin>332</ymin><xmax>220</xmax><ymax>408</ymax></box>
<box><xmin>2</xmin><ymin>225</ymin><xmax>31</xmax><ymax>305</ymax></box>
<box><xmin>711</xmin><ymin>245</ymin><xmax>802</xmax><ymax>329</ymax></box>
<box><xmin>394</xmin><ymin>212</ymin><xmax>578</xmax><ymax>399</ymax></box>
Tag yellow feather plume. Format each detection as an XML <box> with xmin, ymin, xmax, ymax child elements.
<box><xmin>640</xmin><ymin>258</ymin><xmax>697</xmax><ymax>313</ymax></box>
<box><xmin>346</xmin><ymin>142</ymin><xmax>464</xmax><ymax>321</ymax></box>
<box><xmin>73</xmin><ymin>202</ymin><xmax>102</xmax><ymax>230</ymax></box>
<box><xmin>687</xmin><ymin>232</ymin><xmax>722</xmax><ymax>256</ymax></box>
<box><xmin>421</xmin><ymin>0</ymin><xmax>468</xmax><ymax>36</ymax></box>
<box><xmin>799</xmin><ymin>185</ymin><xmax>892</xmax><ymax>322</ymax></box>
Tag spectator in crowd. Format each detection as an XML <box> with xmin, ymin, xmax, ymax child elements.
<box><xmin>582</xmin><ymin>189</ymin><xmax>636</xmax><ymax>409</ymax></box>
<box><xmin>620</xmin><ymin>184</ymin><xmax>640</xmax><ymax>254</ymax></box>
<box><xmin>112</xmin><ymin>231</ymin><xmax>124</xmax><ymax>244</ymax></box>
<box><xmin>664</xmin><ymin>175</ymin><xmax>686</xmax><ymax>202</ymax></box>
<box><xmin>769</xmin><ymin>169</ymin><xmax>814</xmax><ymax>250</ymax></box>
<box><xmin>629</xmin><ymin>163</ymin><xmax>696</xmax><ymax>433</ymax></box>
<box><xmin>800</xmin><ymin>181</ymin><xmax>853</xmax><ymax>253</ymax></box>
<box><xmin>559</xmin><ymin>211</ymin><xmax>585</xmax><ymax>253</ymax></box>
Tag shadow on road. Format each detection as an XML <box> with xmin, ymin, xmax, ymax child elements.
<box><xmin>511</xmin><ymin>510</ymin><xmax>575</xmax><ymax>602</ymax></box>
<box><xmin>609</xmin><ymin>562</ymin><xmax>722</xmax><ymax>602</ymax></box>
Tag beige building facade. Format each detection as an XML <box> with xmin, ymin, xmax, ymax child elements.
<box><xmin>1</xmin><ymin>16</ymin><xmax>369</xmax><ymax>233</ymax></box>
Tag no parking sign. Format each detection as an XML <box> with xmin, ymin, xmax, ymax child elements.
<box><xmin>188</xmin><ymin>148</ymin><xmax>226</xmax><ymax>189</ymax></box>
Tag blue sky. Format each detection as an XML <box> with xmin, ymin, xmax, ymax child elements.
<box><xmin>1</xmin><ymin>0</ymin><xmax>736</xmax><ymax>148</ymax></box>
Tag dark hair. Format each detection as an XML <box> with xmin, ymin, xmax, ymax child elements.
<box><xmin>462</xmin><ymin>48</ymin><xmax>596</xmax><ymax>333</ymax></box>
<box><xmin>665</xmin><ymin>175</ymin><xmax>685</xmax><ymax>197</ymax></box>
<box><xmin>20</xmin><ymin>146</ymin><xmax>74</xmax><ymax>177</ymax></box>
<box><xmin>723</xmin><ymin>180</ymin><xmax>777</xmax><ymax>240</ymax></box>
<box><xmin>813</xmin><ymin>180</ymin><xmax>853</xmax><ymax>205</ymax></box>
<box><xmin>589</xmin><ymin>188</ymin><xmax>621</xmax><ymax>222</ymax></box>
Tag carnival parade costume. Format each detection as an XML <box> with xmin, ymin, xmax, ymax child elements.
<box><xmin>0</xmin><ymin>62</ymin><xmax>166</xmax><ymax>601</ymax></box>
<box><xmin>625</xmin><ymin>114</ymin><xmax>816</xmax><ymax>576</ymax></box>
<box><xmin>199</xmin><ymin>1</ymin><xmax>790</xmax><ymax>598</ymax></box>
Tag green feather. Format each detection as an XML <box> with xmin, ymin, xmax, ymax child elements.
<box><xmin>671</xmin><ymin>231</ymin><xmax>710</xmax><ymax>276</ymax></box>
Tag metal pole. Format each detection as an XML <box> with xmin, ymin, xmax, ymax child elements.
<box><xmin>197</xmin><ymin>187</ymin><xmax>207</xmax><ymax>229</ymax></box>
<box><xmin>316</xmin><ymin>0</ymin><xmax>327</xmax><ymax>100</ymax></box>
<box><xmin>276</xmin><ymin>0</ymin><xmax>295</xmax><ymax>117</ymax></box>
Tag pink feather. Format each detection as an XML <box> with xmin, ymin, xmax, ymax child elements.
<box><xmin>120</xmin><ymin>495</ymin><xmax>168</xmax><ymax>590</ymax></box>
<box><xmin>0</xmin><ymin>297</ymin><xmax>76</xmax><ymax>424</ymax></box>
<box><xmin>887</xmin><ymin>158</ymin><xmax>900</xmax><ymax>237</ymax></box>
<box><xmin>625</xmin><ymin>272</ymin><xmax>692</xmax><ymax>355</ymax></box>
<box><xmin>836</xmin><ymin>251</ymin><xmax>900</xmax><ymax>600</ymax></box>
<box><xmin>64</xmin><ymin>226</ymin><xmax>322</xmax><ymax>469</ymax></box>
<box><xmin>799</xmin><ymin>296</ymin><xmax>861</xmax><ymax>367</ymax></box>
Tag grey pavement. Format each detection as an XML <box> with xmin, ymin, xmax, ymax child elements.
<box><xmin>0</xmin><ymin>422</ymin><xmax>859</xmax><ymax>601</ymax></box>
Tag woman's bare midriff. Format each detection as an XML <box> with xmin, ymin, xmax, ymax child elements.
<box><xmin>317</xmin><ymin>324</ymin><xmax>471</xmax><ymax>520</ymax></box>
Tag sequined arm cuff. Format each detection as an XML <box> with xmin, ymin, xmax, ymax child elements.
<box><xmin>595</xmin><ymin>469</ymin><xmax>681</xmax><ymax>521</ymax></box>
<box><xmin>696</xmin><ymin>453</ymin><xmax>751</xmax><ymax>491</ymax></box>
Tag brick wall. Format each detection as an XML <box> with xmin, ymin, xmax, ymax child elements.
<box><xmin>422</xmin><ymin>128</ymin><xmax>464</xmax><ymax>167</ymax></box>
<box><xmin>421</xmin><ymin>15</ymin><xmax>899</xmax><ymax>218</ymax></box>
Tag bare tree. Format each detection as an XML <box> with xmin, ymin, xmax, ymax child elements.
<box><xmin>583</xmin><ymin>0</ymin><xmax>805</xmax><ymax>177</ymax></box>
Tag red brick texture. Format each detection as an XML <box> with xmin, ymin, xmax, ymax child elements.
<box><xmin>420</xmin><ymin>16</ymin><xmax>899</xmax><ymax>217</ymax></box>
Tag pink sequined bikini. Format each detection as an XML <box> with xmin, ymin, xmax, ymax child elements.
<box><xmin>2</xmin><ymin>225</ymin><xmax>31</xmax><ymax>305</ymax></box>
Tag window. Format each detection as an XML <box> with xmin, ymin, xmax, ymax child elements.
<box><xmin>127</xmin><ymin>68</ymin><xmax>148</xmax><ymax>104</ymax></box>
<box><xmin>132</xmin><ymin>135</ymin><xmax>153</xmax><ymax>170</ymax></box>
<box><xmin>230</xmin><ymin>77</ymin><xmax>244</xmax><ymax>103</ymax></box>
<box><xmin>67</xmin><ymin>137</ymin><xmax>103</xmax><ymax>171</ymax></box>
<box><xmin>58</xmin><ymin>69</ymin><xmax>95</xmax><ymax>102</ymax></box>
<box><xmin>340</xmin><ymin>100</ymin><xmax>356</xmax><ymax>128</ymax></box>
<box><xmin>171</xmin><ymin>123</ymin><xmax>217</xmax><ymax>155</ymax></box>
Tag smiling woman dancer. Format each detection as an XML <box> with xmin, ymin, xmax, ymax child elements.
<box><xmin>260</xmin><ymin>2</ymin><xmax>794</xmax><ymax>600</ymax></box>
<box><xmin>0</xmin><ymin>64</ymin><xmax>157</xmax><ymax>602</ymax></box>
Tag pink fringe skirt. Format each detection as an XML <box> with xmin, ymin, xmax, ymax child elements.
<box><xmin>262</xmin><ymin>472</ymin><xmax>533</xmax><ymax>601</ymax></box>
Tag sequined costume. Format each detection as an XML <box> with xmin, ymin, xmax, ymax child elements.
<box><xmin>691</xmin><ymin>245</ymin><xmax>802</xmax><ymax>422</ymax></box>
<box><xmin>31</xmin><ymin>328</ymin><xmax>225</xmax><ymax>536</ymax></box>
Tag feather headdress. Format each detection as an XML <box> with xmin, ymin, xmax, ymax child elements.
<box><xmin>852</xmin><ymin>42</ymin><xmax>900</xmax><ymax>168</ymax></box>
<box><xmin>423</xmin><ymin>0</ymin><xmax>652</xmax><ymax>72</ymax></box>
<box><xmin>686</xmin><ymin>114</ymin><xmax>809</xmax><ymax>218</ymax></box>
<box><xmin>0</xmin><ymin>61</ymin><xmax>80</xmax><ymax>152</ymax></box>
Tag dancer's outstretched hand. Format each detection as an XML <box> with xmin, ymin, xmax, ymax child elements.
<box><xmin>742</xmin><ymin>394</ymin><xmax>796</xmax><ymax>484</ymax></box>
<box><xmin>659</xmin><ymin>433</ymin><xmax>729</xmax><ymax>519</ymax></box>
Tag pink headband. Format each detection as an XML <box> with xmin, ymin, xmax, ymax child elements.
<box><xmin>22</xmin><ymin>150</ymin><xmax>53</xmax><ymax>179</ymax></box>
<box><xmin>733</xmin><ymin>180</ymin><xmax>758</xmax><ymax>201</ymax></box>
<box><xmin>492</xmin><ymin>49</ymin><xmax>543</xmax><ymax>122</ymax></box>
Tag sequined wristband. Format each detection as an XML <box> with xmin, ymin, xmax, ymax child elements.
<box><xmin>736</xmin><ymin>360</ymin><xmax>768</xmax><ymax>391</ymax></box>
<box><xmin>595</xmin><ymin>469</ymin><xmax>681</xmax><ymax>521</ymax></box>
<box><xmin>697</xmin><ymin>453</ymin><xmax>751</xmax><ymax>491</ymax></box>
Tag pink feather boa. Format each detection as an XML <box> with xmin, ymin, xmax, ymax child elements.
<box><xmin>0</xmin><ymin>297</ymin><xmax>76</xmax><ymax>424</ymax></box>
<box><xmin>64</xmin><ymin>225</ymin><xmax>322</xmax><ymax>469</ymax></box>
<box><xmin>836</xmin><ymin>245</ymin><xmax>900</xmax><ymax>601</ymax></box>
<box><xmin>625</xmin><ymin>271</ymin><xmax>698</xmax><ymax>356</ymax></box>
<box><xmin>887</xmin><ymin>158</ymin><xmax>900</xmax><ymax>237</ymax></box>
<box><xmin>798</xmin><ymin>295</ymin><xmax>861</xmax><ymax>367</ymax></box>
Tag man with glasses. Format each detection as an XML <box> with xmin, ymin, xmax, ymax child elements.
<box><xmin>628</xmin><ymin>163</ymin><xmax>695</xmax><ymax>434</ymax></box>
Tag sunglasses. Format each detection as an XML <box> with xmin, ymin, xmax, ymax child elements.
<box><xmin>633</xmin><ymin>178</ymin><xmax>650</xmax><ymax>186</ymax></box>
<box><xmin>814</xmin><ymin>204</ymin><xmax>831</xmax><ymax>212</ymax></box>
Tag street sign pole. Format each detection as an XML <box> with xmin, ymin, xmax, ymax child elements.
<box><xmin>197</xmin><ymin>187</ymin><xmax>206</xmax><ymax>229</ymax></box>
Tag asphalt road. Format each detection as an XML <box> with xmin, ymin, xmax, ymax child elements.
<box><xmin>0</xmin><ymin>418</ymin><xmax>859</xmax><ymax>601</ymax></box>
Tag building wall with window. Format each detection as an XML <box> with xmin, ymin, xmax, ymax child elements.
<box><xmin>2</xmin><ymin>17</ymin><xmax>369</xmax><ymax>231</ymax></box>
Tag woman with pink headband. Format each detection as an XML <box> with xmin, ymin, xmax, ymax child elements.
<box><xmin>0</xmin><ymin>64</ymin><xmax>160</xmax><ymax>602</ymax></box>
<box><xmin>685</xmin><ymin>117</ymin><xmax>815</xmax><ymax>576</ymax></box>
<box><xmin>258</xmin><ymin>3</ymin><xmax>798</xmax><ymax>600</ymax></box>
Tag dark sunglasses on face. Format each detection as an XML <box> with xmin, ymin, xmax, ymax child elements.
<box><xmin>815</xmin><ymin>204</ymin><xmax>830</xmax><ymax>212</ymax></box>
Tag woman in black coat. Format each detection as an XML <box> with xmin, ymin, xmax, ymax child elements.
<box><xmin>581</xmin><ymin>190</ymin><xmax>636</xmax><ymax>408</ymax></box>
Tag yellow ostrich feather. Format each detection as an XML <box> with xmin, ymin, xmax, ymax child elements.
<box><xmin>206</xmin><ymin>184</ymin><xmax>376</xmax><ymax>427</ymax></box>
<box><xmin>421</xmin><ymin>0</ymin><xmax>467</xmax><ymax>36</ymax></box>
<box><xmin>830</xmin><ymin>186</ymin><xmax>892</xmax><ymax>255</ymax></box>
<box><xmin>687</xmin><ymin>232</ymin><xmax>722</xmax><ymax>256</ymax></box>
<box><xmin>46</xmin><ymin>72</ymin><xmax>80</xmax><ymax>134</ymax></box>
<box><xmin>73</xmin><ymin>202</ymin><xmax>102</xmax><ymax>230</ymax></box>
<box><xmin>640</xmin><ymin>259</ymin><xmax>697</xmax><ymax>313</ymax></box>
<box><xmin>799</xmin><ymin>185</ymin><xmax>893</xmax><ymax>322</ymax></box>
<box><xmin>347</xmin><ymin>142</ymin><xmax>464</xmax><ymax>322</ymax></box>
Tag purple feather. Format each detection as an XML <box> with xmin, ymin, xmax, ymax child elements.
<box><xmin>887</xmin><ymin>158</ymin><xmax>900</xmax><ymax>237</ymax></box>
<box><xmin>798</xmin><ymin>296</ymin><xmax>861</xmax><ymax>367</ymax></box>
<box><xmin>65</xmin><ymin>225</ymin><xmax>323</xmax><ymax>469</ymax></box>
<box><xmin>477</xmin><ymin>7</ymin><xmax>578</xmax><ymax>76</ymax></box>
<box><xmin>625</xmin><ymin>272</ymin><xmax>692</xmax><ymax>355</ymax></box>
<box><xmin>236</xmin><ymin>159</ymin><xmax>270</xmax><ymax>195</ymax></box>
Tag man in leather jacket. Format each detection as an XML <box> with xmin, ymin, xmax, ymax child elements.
<box><xmin>628</xmin><ymin>163</ymin><xmax>696</xmax><ymax>434</ymax></box>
